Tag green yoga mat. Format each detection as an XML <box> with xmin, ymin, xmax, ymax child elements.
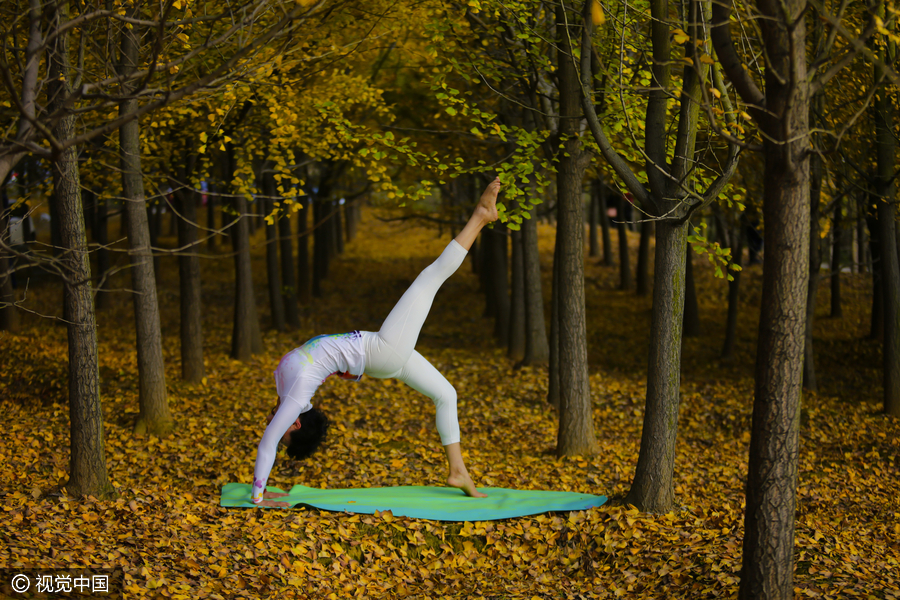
<box><xmin>220</xmin><ymin>483</ymin><xmax>606</xmax><ymax>521</ymax></box>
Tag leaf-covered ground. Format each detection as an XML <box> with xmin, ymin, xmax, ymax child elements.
<box><xmin>2</xmin><ymin>209</ymin><xmax>899</xmax><ymax>599</ymax></box>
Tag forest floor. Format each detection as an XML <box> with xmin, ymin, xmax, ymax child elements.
<box><xmin>1</xmin><ymin>205</ymin><xmax>898</xmax><ymax>599</ymax></box>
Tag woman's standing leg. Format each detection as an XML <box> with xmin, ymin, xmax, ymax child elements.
<box><xmin>393</xmin><ymin>350</ymin><xmax>486</xmax><ymax>497</ymax></box>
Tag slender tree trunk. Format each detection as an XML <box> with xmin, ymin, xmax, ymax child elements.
<box><xmin>588</xmin><ymin>182</ymin><xmax>599</xmax><ymax>258</ymax></box>
<box><xmin>636</xmin><ymin>220</ymin><xmax>652</xmax><ymax>296</ymax></box>
<box><xmin>522</xmin><ymin>212</ymin><xmax>549</xmax><ymax>365</ymax></box>
<box><xmin>509</xmin><ymin>227</ymin><xmax>526</xmax><ymax>361</ymax></box>
<box><xmin>617</xmin><ymin>195</ymin><xmax>632</xmax><ymax>290</ymax></box>
<box><xmin>738</xmin><ymin>8</ymin><xmax>810</xmax><ymax>597</ymax></box>
<box><xmin>599</xmin><ymin>183</ymin><xmax>614</xmax><ymax>267</ymax></box>
<box><xmin>0</xmin><ymin>187</ymin><xmax>18</xmax><ymax>331</ymax></box>
<box><xmin>547</xmin><ymin>223</ymin><xmax>560</xmax><ymax>408</ymax></box>
<box><xmin>278</xmin><ymin>206</ymin><xmax>300</xmax><ymax>328</ymax></box>
<box><xmin>830</xmin><ymin>200</ymin><xmax>843</xmax><ymax>318</ymax></box>
<box><xmin>297</xmin><ymin>198</ymin><xmax>311</xmax><ymax>305</ymax></box>
<box><xmin>803</xmin><ymin>153</ymin><xmax>823</xmax><ymax>391</ymax></box>
<box><xmin>868</xmin><ymin>202</ymin><xmax>884</xmax><ymax>341</ymax></box>
<box><xmin>875</xmin><ymin>37</ymin><xmax>900</xmax><ymax>416</ymax></box>
<box><xmin>722</xmin><ymin>224</ymin><xmax>745</xmax><ymax>359</ymax></box>
<box><xmin>48</xmin><ymin>0</ymin><xmax>113</xmax><ymax>498</ymax></box>
<box><xmin>555</xmin><ymin>5</ymin><xmax>597</xmax><ymax>455</ymax></box>
<box><xmin>94</xmin><ymin>191</ymin><xmax>111</xmax><ymax>311</ymax></box>
<box><xmin>334</xmin><ymin>202</ymin><xmax>344</xmax><ymax>255</ymax></box>
<box><xmin>265</xmin><ymin>195</ymin><xmax>286</xmax><ymax>332</ymax></box>
<box><xmin>226</xmin><ymin>148</ymin><xmax>263</xmax><ymax>360</ymax></box>
<box><xmin>117</xmin><ymin>17</ymin><xmax>172</xmax><ymax>436</ymax></box>
<box><xmin>313</xmin><ymin>197</ymin><xmax>326</xmax><ymax>298</ymax></box>
<box><xmin>683</xmin><ymin>244</ymin><xmax>700</xmax><ymax>337</ymax></box>
<box><xmin>489</xmin><ymin>225</ymin><xmax>510</xmax><ymax>346</ymax></box>
<box><xmin>206</xmin><ymin>186</ymin><xmax>217</xmax><ymax>252</ymax></box>
<box><xmin>174</xmin><ymin>168</ymin><xmax>204</xmax><ymax>383</ymax></box>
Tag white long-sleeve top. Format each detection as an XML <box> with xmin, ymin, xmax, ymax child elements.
<box><xmin>251</xmin><ymin>331</ymin><xmax>366</xmax><ymax>503</ymax></box>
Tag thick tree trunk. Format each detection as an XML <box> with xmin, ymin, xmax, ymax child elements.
<box><xmin>297</xmin><ymin>199</ymin><xmax>311</xmax><ymax>305</ymax></box>
<box><xmin>118</xmin><ymin>19</ymin><xmax>172</xmax><ymax>436</ymax></box>
<box><xmin>522</xmin><ymin>213</ymin><xmax>549</xmax><ymax>365</ymax></box>
<box><xmin>48</xmin><ymin>1</ymin><xmax>113</xmax><ymax>498</ymax></box>
<box><xmin>738</xmin><ymin>8</ymin><xmax>810</xmax><ymax>597</ymax></box>
<box><xmin>625</xmin><ymin>219</ymin><xmax>688</xmax><ymax>510</ymax></box>
<box><xmin>265</xmin><ymin>196</ymin><xmax>286</xmax><ymax>331</ymax></box>
<box><xmin>555</xmin><ymin>5</ymin><xmax>597</xmax><ymax>456</ymax></box>
<box><xmin>682</xmin><ymin>244</ymin><xmax>700</xmax><ymax>337</ymax></box>
<box><xmin>278</xmin><ymin>207</ymin><xmax>300</xmax><ymax>328</ymax></box>
<box><xmin>636</xmin><ymin>220</ymin><xmax>652</xmax><ymax>296</ymax></box>
<box><xmin>875</xmin><ymin>44</ymin><xmax>900</xmax><ymax>417</ymax></box>
<box><xmin>508</xmin><ymin>227</ymin><xmax>526</xmax><ymax>361</ymax></box>
<box><xmin>175</xmin><ymin>175</ymin><xmax>205</xmax><ymax>383</ymax></box>
<box><xmin>617</xmin><ymin>195</ymin><xmax>632</xmax><ymax>290</ymax></box>
<box><xmin>830</xmin><ymin>200</ymin><xmax>843</xmax><ymax>318</ymax></box>
<box><xmin>722</xmin><ymin>225</ymin><xmax>745</xmax><ymax>359</ymax></box>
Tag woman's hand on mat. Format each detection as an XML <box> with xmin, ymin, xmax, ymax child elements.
<box><xmin>257</xmin><ymin>490</ymin><xmax>290</xmax><ymax>508</ymax></box>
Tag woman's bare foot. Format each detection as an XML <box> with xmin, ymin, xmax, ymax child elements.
<box><xmin>474</xmin><ymin>177</ymin><xmax>500</xmax><ymax>224</ymax></box>
<box><xmin>447</xmin><ymin>472</ymin><xmax>488</xmax><ymax>498</ymax></box>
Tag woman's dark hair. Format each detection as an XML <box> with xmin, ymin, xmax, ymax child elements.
<box><xmin>286</xmin><ymin>407</ymin><xmax>330</xmax><ymax>460</ymax></box>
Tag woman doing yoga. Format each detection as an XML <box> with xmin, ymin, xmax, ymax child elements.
<box><xmin>251</xmin><ymin>178</ymin><xmax>501</xmax><ymax>507</ymax></box>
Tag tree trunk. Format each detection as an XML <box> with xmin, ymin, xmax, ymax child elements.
<box><xmin>313</xmin><ymin>197</ymin><xmax>327</xmax><ymax>298</ymax></box>
<box><xmin>588</xmin><ymin>182</ymin><xmax>599</xmax><ymax>258</ymax></box>
<box><xmin>0</xmin><ymin>186</ymin><xmax>18</xmax><ymax>332</ymax></box>
<box><xmin>508</xmin><ymin>227</ymin><xmax>526</xmax><ymax>361</ymax></box>
<box><xmin>265</xmin><ymin>195</ymin><xmax>286</xmax><ymax>332</ymax></box>
<box><xmin>875</xmin><ymin>38</ymin><xmax>900</xmax><ymax>417</ymax></box>
<box><xmin>555</xmin><ymin>4</ymin><xmax>597</xmax><ymax>456</ymax></box>
<box><xmin>682</xmin><ymin>244</ymin><xmax>700</xmax><ymax>337</ymax></box>
<box><xmin>737</xmin><ymin>4</ymin><xmax>810</xmax><ymax>595</ymax></box>
<box><xmin>803</xmin><ymin>153</ymin><xmax>823</xmax><ymax>391</ymax></box>
<box><xmin>547</xmin><ymin>225</ymin><xmax>560</xmax><ymax>408</ymax></box>
<box><xmin>636</xmin><ymin>220</ymin><xmax>652</xmax><ymax>296</ymax></box>
<box><xmin>625</xmin><ymin>219</ymin><xmax>688</xmax><ymax>510</ymax></box>
<box><xmin>488</xmin><ymin>225</ymin><xmax>510</xmax><ymax>346</ymax></box>
<box><xmin>868</xmin><ymin>202</ymin><xmax>884</xmax><ymax>341</ymax></box>
<box><xmin>830</xmin><ymin>200</ymin><xmax>843</xmax><ymax>318</ymax></box>
<box><xmin>522</xmin><ymin>212</ymin><xmax>549</xmax><ymax>365</ymax></box>
<box><xmin>333</xmin><ymin>201</ymin><xmax>344</xmax><ymax>255</ymax></box>
<box><xmin>94</xmin><ymin>191</ymin><xmax>111</xmax><ymax>312</ymax></box>
<box><xmin>206</xmin><ymin>185</ymin><xmax>217</xmax><ymax>252</ymax></box>
<box><xmin>48</xmin><ymin>0</ymin><xmax>113</xmax><ymax>498</ymax></box>
<box><xmin>722</xmin><ymin>224</ymin><xmax>745</xmax><ymax>359</ymax></box>
<box><xmin>174</xmin><ymin>171</ymin><xmax>205</xmax><ymax>383</ymax></box>
<box><xmin>278</xmin><ymin>205</ymin><xmax>300</xmax><ymax>328</ymax></box>
<box><xmin>599</xmin><ymin>183</ymin><xmax>614</xmax><ymax>267</ymax></box>
<box><xmin>617</xmin><ymin>195</ymin><xmax>632</xmax><ymax>290</ymax></box>
<box><xmin>117</xmin><ymin>18</ymin><xmax>172</xmax><ymax>436</ymax></box>
<box><xmin>297</xmin><ymin>198</ymin><xmax>311</xmax><ymax>306</ymax></box>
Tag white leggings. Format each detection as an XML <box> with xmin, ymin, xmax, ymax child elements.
<box><xmin>361</xmin><ymin>239</ymin><xmax>468</xmax><ymax>445</ymax></box>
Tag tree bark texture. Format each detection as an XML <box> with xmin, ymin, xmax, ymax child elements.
<box><xmin>588</xmin><ymin>183</ymin><xmax>599</xmax><ymax>258</ymax></box>
<box><xmin>547</xmin><ymin>226</ymin><xmax>560</xmax><ymax>408</ymax></box>
<box><xmin>488</xmin><ymin>226</ymin><xmax>510</xmax><ymax>346</ymax></box>
<box><xmin>297</xmin><ymin>199</ymin><xmax>311</xmax><ymax>305</ymax></box>
<box><xmin>118</xmin><ymin>18</ymin><xmax>172</xmax><ymax>436</ymax></box>
<box><xmin>867</xmin><ymin>203</ymin><xmax>885</xmax><ymax>341</ymax></box>
<box><xmin>48</xmin><ymin>0</ymin><xmax>113</xmax><ymax>498</ymax></box>
<box><xmin>265</xmin><ymin>195</ymin><xmax>286</xmax><ymax>332</ymax></box>
<box><xmin>522</xmin><ymin>213</ymin><xmax>549</xmax><ymax>365</ymax></box>
<box><xmin>555</xmin><ymin>4</ymin><xmax>597</xmax><ymax>455</ymax></box>
<box><xmin>598</xmin><ymin>183</ymin><xmax>613</xmax><ymax>267</ymax></box>
<box><xmin>734</xmin><ymin>2</ymin><xmax>811</xmax><ymax>595</ymax></box>
<box><xmin>625</xmin><ymin>220</ymin><xmax>688</xmax><ymax>510</ymax></box>
<box><xmin>509</xmin><ymin>227</ymin><xmax>526</xmax><ymax>361</ymax></box>
<box><xmin>278</xmin><ymin>207</ymin><xmax>300</xmax><ymax>328</ymax></box>
<box><xmin>175</xmin><ymin>176</ymin><xmax>205</xmax><ymax>383</ymax></box>
<box><xmin>0</xmin><ymin>191</ymin><xmax>18</xmax><ymax>331</ymax></box>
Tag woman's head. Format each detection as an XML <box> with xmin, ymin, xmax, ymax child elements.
<box><xmin>285</xmin><ymin>406</ymin><xmax>330</xmax><ymax>460</ymax></box>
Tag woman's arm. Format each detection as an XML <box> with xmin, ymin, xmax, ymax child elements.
<box><xmin>251</xmin><ymin>397</ymin><xmax>306</xmax><ymax>504</ymax></box>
